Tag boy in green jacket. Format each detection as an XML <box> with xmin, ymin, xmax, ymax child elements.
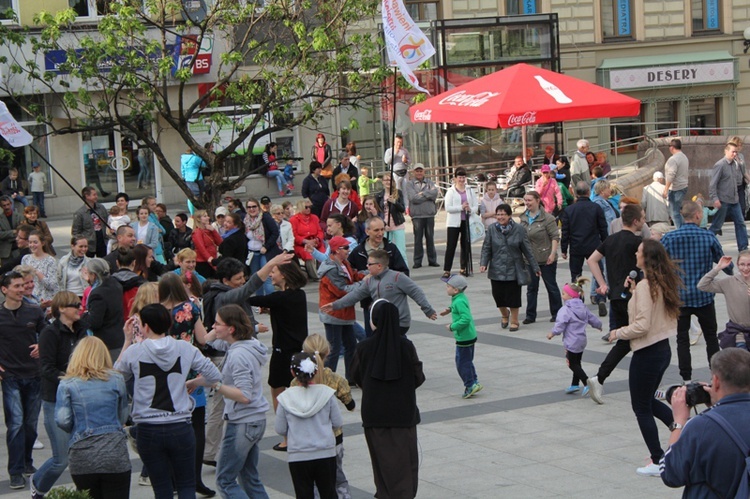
<box><xmin>440</xmin><ymin>274</ymin><xmax>482</xmax><ymax>399</ymax></box>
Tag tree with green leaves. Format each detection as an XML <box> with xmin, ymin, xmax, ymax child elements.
<box><xmin>0</xmin><ymin>0</ymin><xmax>388</xmax><ymax>212</ymax></box>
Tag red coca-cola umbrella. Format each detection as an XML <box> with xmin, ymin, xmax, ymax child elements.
<box><xmin>409</xmin><ymin>63</ymin><xmax>640</xmax><ymax>158</ymax></box>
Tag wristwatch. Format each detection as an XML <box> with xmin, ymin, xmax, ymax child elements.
<box><xmin>669</xmin><ymin>422</ymin><xmax>684</xmax><ymax>432</ymax></box>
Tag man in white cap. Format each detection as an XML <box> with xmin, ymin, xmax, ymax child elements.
<box><xmin>403</xmin><ymin>163</ymin><xmax>439</xmax><ymax>268</ymax></box>
<box><xmin>641</xmin><ymin>171</ymin><xmax>671</xmax><ymax>226</ymax></box>
<box><xmin>213</xmin><ymin>206</ymin><xmax>228</xmax><ymax>235</ymax></box>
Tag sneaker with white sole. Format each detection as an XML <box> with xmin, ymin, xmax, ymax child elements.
<box><xmin>9</xmin><ymin>474</ymin><xmax>25</xmax><ymax>489</ymax></box>
<box><xmin>32</xmin><ymin>439</ymin><xmax>43</xmax><ymax>450</ymax></box>
<box><xmin>588</xmin><ymin>376</ymin><xmax>604</xmax><ymax>404</ymax></box>
<box><xmin>469</xmin><ymin>383</ymin><xmax>483</xmax><ymax>396</ymax></box>
<box><xmin>138</xmin><ymin>475</ymin><xmax>150</xmax><ymax>486</ymax></box>
<box><xmin>636</xmin><ymin>461</ymin><xmax>661</xmax><ymax>477</ymax></box>
<box><xmin>564</xmin><ymin>385</ymin><xmax>580</xmax><ymax>394</ymax></box>
<box><xmin>581</xmin><ymin>386</ymin><xmax>590</xmax><ymax>397</ymax></box>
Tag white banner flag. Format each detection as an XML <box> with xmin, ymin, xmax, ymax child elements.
<box><xmin>0</xmin><ymin>102</ymin><xmax>33</xmax><ymax>147</ymax></box>
<box><xmin>382</xmin><ymin>0</ymin><xmax>435</xmax><ymax>94</ymax></box>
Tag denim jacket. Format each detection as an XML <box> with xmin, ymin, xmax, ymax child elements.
<box><xmin>55</xmin><ymin>372</ymin><xmax>129</xmax><ymax>445</ymax></box>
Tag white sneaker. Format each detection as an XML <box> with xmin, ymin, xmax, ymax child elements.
<box><xmin>32</xmin><ymin>439</ymin><xmax>44</xmax><ymax>450</ymax></box>
<box><xmin>588</xmin><ymin>376</ymin><xmax>604</xmax><ymax>405</ymax></box>
<box><xmin>138</xmin><ymin>475</ymin><xmax>150</xmax><ymax>486</ymax></box>
<box><xmin>636</xmin><ymin>461</ymin><xmax>661</xmax><ymax>477</ymax></box>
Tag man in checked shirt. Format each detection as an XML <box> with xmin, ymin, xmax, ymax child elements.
<box><xmin>661</xmin><ymin>200</ymin><xmax>732</xmax><ymax>383</ymax></box>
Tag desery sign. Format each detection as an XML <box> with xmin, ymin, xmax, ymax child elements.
<box><xmin>609</xmin><ymin>61</ymin><xmax>735</xmax><ymax>90</ymax></box>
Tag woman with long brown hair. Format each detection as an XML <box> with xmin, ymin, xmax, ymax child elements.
<box><xmin>608</xmin><ymin>239</ymin><xmax>682</xmax><ymax>476</ymax></box>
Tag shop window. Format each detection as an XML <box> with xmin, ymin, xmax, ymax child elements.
<box><xmin>69</xmin><ymin>0</ymin><xmax>114</xmax><ymax>18</ymax></box>
<box><xmin>601</xmin><ymin>0</ymin><xmax>633</xmax><ymax>40</ymax></box>
<box><xmin>691</xmin><ymin>0</ymin><xmax>720</xmax><ymax>34</ymax></box>
<box><xmin>655</xmin><ymin>101</ymin><xmax>679</xmax><ymax>137</ymax></box>
<box><xmin>688</xmin><ymin>97</ymin><xmax>720</xmax><ymax>135</ymax></box>
<box><xmin>610</xmin><ymin>111</ymin><xmax>644</xmax><ymax>154</ymax></box>
<box><xmin>405</xmin><ymin>0</ymin><xmax>440</xmax><ymax>21</ymax></box>
<box><xmin>506</xmin><ymin>0</ymin><xmax>540</xmax><ymax>15</ymax></box>
<box><xmin>0</xmin><ymin>0</ymin><xmax>18</xmax><ymax>23</ymax></box>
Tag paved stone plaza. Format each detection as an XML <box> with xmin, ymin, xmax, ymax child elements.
<box><xmin>0</xmin><ymin>205</ymin><xmax>736</xmax><ymax>498</ymax></box>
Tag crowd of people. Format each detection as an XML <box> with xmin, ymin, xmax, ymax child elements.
<box><xmin>1</xmin><ymin>132</ymin><xmax>750</xmax><ymax>498</ymax></box>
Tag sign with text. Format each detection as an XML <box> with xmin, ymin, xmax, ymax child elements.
<box><xmin>609</xmin><ymin>61</ymin><xmax>735</xmax><ymax>90</ymax></box>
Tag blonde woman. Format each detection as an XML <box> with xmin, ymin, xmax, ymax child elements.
<box><xmin>192</xmin><ymin>209</ymin><xmax>223</xmax><ymax>278</ymax></box>
<box><xmin>55</xmin><ymin>336</ymin><xmax>130</xmax><ymax>499</ymax></box>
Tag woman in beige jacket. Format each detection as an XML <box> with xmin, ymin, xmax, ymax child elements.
<box><xmin>608</xmin><ymin>239</ymin><xmax>682</xmax><ymax>477</ymax></box>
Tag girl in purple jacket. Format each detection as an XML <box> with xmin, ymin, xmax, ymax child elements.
<box><xmin>547</xmin><ymin>278</ymin><xmax>602</xmax><ymax>397</ymax></box>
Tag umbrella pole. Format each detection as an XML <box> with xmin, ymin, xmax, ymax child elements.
<box><xmin>522</xmin><ymin>125</ymin><xmax>527</xmax><ymax>163</ymax></box>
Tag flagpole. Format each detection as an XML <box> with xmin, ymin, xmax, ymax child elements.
<box><xmin>387</xmin><ymin>65</ymin><xmax>397</xmax><ymax>229</ymax></box>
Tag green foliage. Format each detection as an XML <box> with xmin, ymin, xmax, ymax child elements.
<box><xmin>0</xmin><ymin>0</ymin><xmax>387</xmax><ymax>211</ymax></box>
<box><xmin>45</xmin><ymin>487</ymin><xmax>92</xmax><ymax>499</ymax></box>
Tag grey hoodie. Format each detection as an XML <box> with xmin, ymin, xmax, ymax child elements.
<box><xmin>115</xmin><ymin>336</ymin><xmax>221</xmax><ymax>424</ymax></box>
<box><xmin>275</xmin><ymin>385</ymin><xmax>343</xmax><ymax>463</ymax></box>
<box><xmin>221</xmin><ymin>338</ymin><xmax>270</xmax><ymax>423</ymax></box>
<box><xmin>331</xmin><ymin>268</ymin><xmax>436</xmax><ymax>327</ymax></box>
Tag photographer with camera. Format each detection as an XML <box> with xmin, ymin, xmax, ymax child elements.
<box><xmin>661</xmin><ymin>348</ymin><xmax>750</xmax><ymax>497</ymax></box>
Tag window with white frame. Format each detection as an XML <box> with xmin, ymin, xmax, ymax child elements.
<box><xmin>0</xmin><ymin>0</ymin><xmax>18</xmax><ymax>23</ymax></box>
<box><xmin>69</xmin><ymin>0</ymin><xmax>113</xmax><ymax>19</ymax></box>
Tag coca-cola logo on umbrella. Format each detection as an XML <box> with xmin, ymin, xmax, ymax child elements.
<box><xmin>507</xmin><ymin>112</ymin><xmax>537</xmax><ymax>126</ymax></box>
<box><xmin>413</xmin><ymin>110</ymin><xmax>432</xmax><ymax>121</ymax></box>
<box><xmin>438</xmin><ymin>90</ymin><xmax>500</xmax><ymax>107</ymax></box>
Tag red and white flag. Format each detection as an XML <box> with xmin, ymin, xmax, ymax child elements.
<box><xmin>382</xmin><ymin>0</ymin><xmax>435</xmax><ymax>94</ymax></box>
<box><xmin>0</xmin><ymin>102</ymin><xmax>32</xmax><ymax>147</ymax></box>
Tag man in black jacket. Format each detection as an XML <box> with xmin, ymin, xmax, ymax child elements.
<box><xmin>560</xmin><ymin>181</ymin><xmax>608</xmax><ymax>313</ymax></box>
<box><xmin>348</xmin><ymin>217</ymin><xmax>409</xmax><ymax>336</ymax></box>
<box><xmin>0</xmin><ymin>224</ymin><xmax>32</xmax><ymax>274</ymax></box>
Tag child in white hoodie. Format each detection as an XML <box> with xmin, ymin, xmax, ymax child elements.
<box><xmin>276</xmin><ymin>351</ymin><xmax>343</xmax><ymax>499</ymax></box>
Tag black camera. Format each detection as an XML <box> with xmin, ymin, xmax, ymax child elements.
<box><xmin>665</xmin><ymin>381</ymin><xmax>712</xmax><ymax>407</ymax></box>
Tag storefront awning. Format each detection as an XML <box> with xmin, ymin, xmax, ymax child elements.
<box><xmin>597</xmin><ymin>51</ymin><xmax>738</xmax><ymax>91</ymax></box>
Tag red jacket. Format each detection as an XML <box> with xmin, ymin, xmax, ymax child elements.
<box><xmin>193</xmin><ymin>227</ymin><xmax>223</xmax><ymax>263</ymax></box>
<box><xmin>318</xmin><ymin>259</ymin><xmax>364</xmax><ymax>322</ymax></box>
<box><xmin>319</xmin><ymin>197</ymin><xmax>359</xmax><ymax>232</ymax></box>
<box><xmin>290</xmin><ymin>213</ymin><xmax>325</xmax><ymax>261</ymax></box>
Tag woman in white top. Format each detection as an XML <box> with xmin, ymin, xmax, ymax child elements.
<box><xmin>57</xmin><ymin>236</ymin><xmax>90</xmax><ymax>298</ymax></box>
<box><xmin>21</xmin><ymin>230</ymin><xmax>59</xmax><ymax>302</ymax></box>
<box><xmin>443</xmin><ymin>167</ymin><xmax>478</xmax><ymax>278</ymax></box>
<box><xmin>270</xmin><ymin>204</ymin><xmax>294</xmax><ymax>253</ymax></box>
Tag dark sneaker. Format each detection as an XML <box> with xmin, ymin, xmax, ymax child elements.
<box><xmin>23</xmin><ymin>466</ymin><xmax>37</xmax><ymax>477</ymax></box>
<box><xmin>9</xmin><ymin>474</ymin><xmax>25</xmax><ymax>489</ymax></box>
<box><xmin>522</xmin><ymin>318</ymin><xmax>535</xmax><ymax>324</ymax></box>
<box><xmin>598</xmin><ymin>302</ymin><xmax>607</xmax><ymax>317</ymax></box>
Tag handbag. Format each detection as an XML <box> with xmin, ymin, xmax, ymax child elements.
<box><xmin>469</xmin><ymin>213</ymin><xmax>484</xmax><ymax>243</ymax></box>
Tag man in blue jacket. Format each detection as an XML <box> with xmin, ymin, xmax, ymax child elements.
<box><xmin>661</xmin><ymin>348</ymin><xmax>750</xmax><ymax>497</ymax></box>
<box><xmin>560</xmin><ymin>181</ymin><xmax>608</xmax><ymax>316</ymax></box>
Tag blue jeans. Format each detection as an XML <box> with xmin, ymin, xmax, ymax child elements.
<box><xmin>136</xmin><ymin>421</ymin><xmax>196</xmax><ymax>499</ymax></box>
<box><xmin>217</xmin><ymin>420</ymin><xmax>268</xmax><ymax>499</ymax></box>
<box><xmin>32</xmin><ymin>192</ymin><xmax>45</xmax><ymax>215</ymax></box>
<box><xmin>525</xmin><ymin>262</ymin><xmax>563</xmax><ymax>321</ymax></box>
<box><xmin>249</xmin><ymin>252</ymin><xmax>274</xmax><ymax>296</ymax></box>
<box><xmin>324</xmin><ymin>323</ymin><xmax>356</xmax><ymax>379</ymax></box>
<box><xmin>353</xmin><ymin>322</ymin><xmax>366</xmax><ymax>342</ymax></box>
<box><xmin>668</xmin><ymin>188</ymin><xmax>687</xmax><ymax>228</ymax></box>
<box><xmin>629</xmin><ymin>339</ymin><xmax>673</xmax><ymax>463</ymax></box>
<box><xmin>33</xmin><ymin>401</ymin><xmax>70</xmax><ymax>493</ymax></box>
<box><xmin>267</xmin><ymin>170</ymin><xmax>287</xmax><ymax>193</ymax></box>
<box><xmin>455</xmin><ymin>345</ymin><xmax>477</xmax><ymax>389</ymax></box>
<box><xmin>2</xmin><ymin>376</ymin><xmax>41</xmax><ymax>475</ymax></box>
<box><xmin>709</xmin><ymin>201</ymin><xmax>749</xmax><ymax>251</ymax></box>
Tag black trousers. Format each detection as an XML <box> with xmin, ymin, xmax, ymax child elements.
<box><xmin>566</xmin><ymin>351</ymin><xmax>588</xmax><ymax>387</ymax></box>
<box><xmin>444</xmin><ymin>221</ymin><xmax>470</xmax><ymax>272</ymax></box>
<box><xmin>412</xmin><ymin>217</ymin><xmax>437</xmax><ymax>265</ymax></box>
<box><xmin>596</xmin><ymin>300</ymin><xmax>631</xmax><ymax>384</ymax></box>
<box><xmin>677</xmin><ymin>304</ymin><xmax>719</xmax><ymax>381</ymax></box>
<box><xmin>191</xmin><ymin>405</ymin><xmax>207</xmax><ymax>487</ymax></box>
<box><xmin>288</xmin><ymin>457</ymin><xmax>337</xmax><ymax>499</ymax></box>
<box><xmin>73</xmin><ymin>471</ymin><xmax>131</xmax><ymax>499</ymax></box>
